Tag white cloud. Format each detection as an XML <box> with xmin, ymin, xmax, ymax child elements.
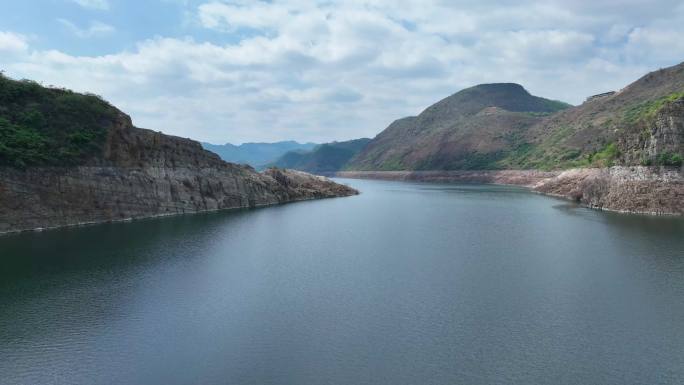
<box><xmin>68</xmin><ymin>0</ymin><xmax>109</xmax><ymax>10</ymax></box>
<box><xmin>198</xmin><ymin>1</ymin><xmax>290</xmax><ymax>32</ymax></box>
<box><xmin>484</xmin><ymin>30</ymin><xmax>596</xmax><ymax>67</ymax></box>
<box><xmin>0</xmin><ymin>31</ymin><xmax>28</xmax><ymax>53</ymax></box>
<box><xmin>58</xmin><ymin>19</ymin><xmax>115</xmax><ymax>38</ymax></box>
<box><xmin>2</xmin><ymin>1</ymin><xmax>684</xmax><ymax>144</ymax></box>
<box><xmin>626</xmin><ymin>27</ymin><xmax>684</xmax><ymax>63</ymax></box>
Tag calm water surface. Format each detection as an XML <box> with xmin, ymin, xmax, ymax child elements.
<box><xmin>1</xmin><ymin>179</ymin><xmax>684</xmax><ymax>385</ymax></box>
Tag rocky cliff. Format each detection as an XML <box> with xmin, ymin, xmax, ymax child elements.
<box><xmin>533</xmin><ymin>167</ymin><xmax>683</xmax><ymax>215</ymax></box>
<box><xmin>619</xmin><ymin>98</ymin><xmax>684</xmax><ymax>166</ymax></box>
<box><xmin>0</xmin><ymin>79</ymin><xmax>356</xmax><ymax>234</ymax></box>
<box><xmin>0</xmin><ymin>163</ymin><xmax>357</xmax><ymax>234</ymax></box>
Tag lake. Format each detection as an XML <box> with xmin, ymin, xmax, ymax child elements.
<box><xmin>1</xmin><ymin>179</ymin><xmax>683</xmax><ymax>385</ymax></box>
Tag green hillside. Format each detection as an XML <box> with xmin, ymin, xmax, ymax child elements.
<box><xmin>502</xmin><ymin>64</ymin><xmax>684</xmax><ymax>169</ymax></box>
<box><xmin>0</xmin><ymin>74</ymin><xmax>119</xmax><ymax>167</ymax></box>
<box><xmin>348</xmin><ymin>83</ymin><xmax>571</xmax><ymax>170</ymax></box>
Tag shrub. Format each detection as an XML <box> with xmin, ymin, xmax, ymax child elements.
<box><xmin>655</xmin><ymin>152</ymin><xmax>683</xmax><ymax>167</ymax></box>
<box><xmin>0</xmin><ymin>75</ymin><xmax>118</xmax><ymax>167</ymax></box>
<box><xmin>623</xmin><ymin>92</ymin><xmax>684</xmax><ymax>123</ymax></box>
<box><xmin>591</xmin><ymin>143</ymin><xmax>620</xmax><ymax>167</ymax></box>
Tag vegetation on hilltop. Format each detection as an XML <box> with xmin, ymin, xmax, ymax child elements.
<box><xmin>348</xmin><ymin>86</ymin><xmax>573</xmax><ymax>171</ymax></box>
<box><xmin>0</xmin><ymin>73</ymin><xmax>118</xmax><ymax>167</ymax></box>
<box><xmin>347</xmin><ymin>83</ymin><xmax>573</xmax><ymax>171</ymax></box>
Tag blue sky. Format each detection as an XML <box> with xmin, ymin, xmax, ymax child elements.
<box><xmin>1</xmin><ymin>1</ymin><xmax>242</xmax><ymax>55</ymax></box>
<box><xmin>1</xmin><ymin>1</ymin><xmax>684</xmax><ymax>144</ymax></box>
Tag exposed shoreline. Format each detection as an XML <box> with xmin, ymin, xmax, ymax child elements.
<box><xmin>2</xmin><ymin>165</ymin><xmax>680</xmax><ymax>237</ymax></box>
<box><xmin>0</xmin><ymin>166</ymin><xmax>357</xmax><ymax>236</ymax></box>
<box><xmin>0</xmin><ymin>194</ymin><xmax>345</xmax><ymax>237</ymax></box>
<box><xmin>335</xmin><ymin>167</ymin><xmax>684</xmax><ymax>216</ymax></box>
<box><xmin>334</xmin><ymin>170</ymin><xmax>559</xmax><ymax>187</ymax></box>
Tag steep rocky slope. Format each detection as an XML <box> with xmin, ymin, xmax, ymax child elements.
<box><xmin>533</xmin><ymin>167</ymin><xmax>683</xmax><ymax>215</ymax></box>
<box><xmin>508</xmin><ymin>62</ymin><xmax>684</xmax><ymax>169</ymax></box>
<box><xmin>272</xmin><ymin>138</ymin><xmax>370</xmax><ymax>174</ymax></box>
<box><xmin>347</xmin><ymin>83</ymin><xmax>570</xmax><ymax>170</ymax></box>
<box><xmin>0</xmin><ymin>77</ymin><xmax>356</xmax><ymax>233</ymax></box>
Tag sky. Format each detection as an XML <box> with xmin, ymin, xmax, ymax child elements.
<box><xmin>1</xmin><ymin>1</ymin><xmax>683</xmax><ymax>144</ymax></box>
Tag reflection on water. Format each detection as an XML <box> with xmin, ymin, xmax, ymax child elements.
<box><xmin>1</xmin><ymin>179</ymin><xmax>683</xmax><ymax>385</ymax></box>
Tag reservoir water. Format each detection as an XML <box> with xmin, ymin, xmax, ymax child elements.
<box><xmin>1</xmin><ymin>179</ymin><xmax>683</xmax><ymax>385</ymax></box>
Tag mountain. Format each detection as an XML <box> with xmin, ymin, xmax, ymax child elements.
<box><xmin>349</xmin><ymin>64</ymin><xmax>684</xmax><ymax>172</ymax></box>
<box><xmin>0</xmin><ymin>75</ymin><xmax>356</xmax><ymax>233</ymax></box>
<box><xmin>348</xmin><ymin>83</ymin><xmax>572</xmax><ymax>170</ymax></box>
<box><xmin>272</xmin><ymin>138</ymin><xmax>371</xmax><ymax>174</ymax></box>
<box><xmin>201</xmin><ymin>141</ymin><xmax>318</xmax><ymax>168</ymax></box>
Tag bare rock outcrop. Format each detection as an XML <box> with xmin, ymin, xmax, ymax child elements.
<box><xmin>337</xmin><ymin>167</ymin><xmax>684</xmax><ymax>215</ymax></box>
<box><xmin>620</xmin><ymin>99</ymin><xmax>684</xmax><ymax>165</ymax></box>
<box><xmin>532</xmin><ymin>166</ymin><xmax>683</xmax><ymax>215</ymax></box>
<box><xmin>0</xmin><ymin>113</ymin><xmax>357</xmax><ymax>234</ymax></box>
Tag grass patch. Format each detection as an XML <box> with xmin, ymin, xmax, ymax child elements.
<box><xmin>588</xmin><ymin>142</ymin><xmax>620</xmax><ymax>167</ymax></box>
<box><xmin>623</xmin><ymin>91</ymin><xmax>684</xmax><ymax>124</ymax></box>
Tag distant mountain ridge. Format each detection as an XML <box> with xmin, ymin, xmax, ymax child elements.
<box><xmin>272</xmin><ymin>138</ymin><xmax>371</xmax><ymax>174</ymax></box>
<box><xmin>202</xmin><ymin>140</ymin><xmax>317</xmax><ymax>168</ymax></box>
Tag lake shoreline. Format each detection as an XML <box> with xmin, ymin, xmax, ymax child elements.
<box><xmin>335</xmin><ymin>166</ymin><xmax>684</xmax><ymax>216</ymax></box>
<box><xmin>0</xmin><ymin>166</ymin><xmax>357</xmax><ymax>236</ymax></box>
<box><xmin>0</xmin><ymin>194</ymin><xmax>351</xmax><ymax>237</ymax></box>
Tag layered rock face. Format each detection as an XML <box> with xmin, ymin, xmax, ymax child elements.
<box><xmin>620</xmin><ymin>99</ymin><xmax>684</xmax><ymax>165</ymax></box>
<box><xmin>648</xmin><ymin>100</ymin><xmax>684</xmax><ymax>158</ymax></box>
<box><xmin>533</xmin><ymin>167</ymin><xmax>683</xmax><ymax>215</ymax></box>
<box><xmin>0</xmin><ymin>113</ymin><xmax>357</xmax><ymax>234</ymax></box>
<box><xmin>531</xmin><ymin>97</ymin><xmax>683</xmax><ymax>214</ymax></box>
